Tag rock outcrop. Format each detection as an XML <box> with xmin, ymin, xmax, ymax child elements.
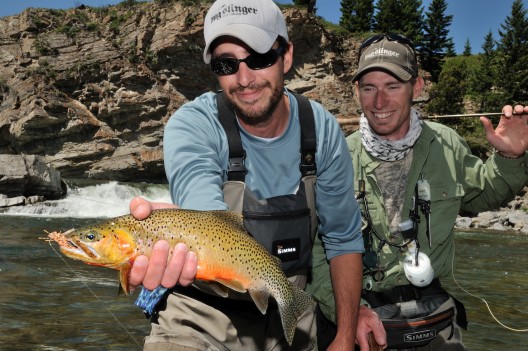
<box><xmin>0</xmin><ymin>154</ymin><xmax>65</xmax><ymax>205</ymax></box>
<box><xmin>0</xmin><ymin>3</ymin><xmax>379</xmax><ymax>182</ymax></box>
<box><xmin>1</xmin><ymin>3</ymin><xmax>525</xmax><ymax>228</ymax></box>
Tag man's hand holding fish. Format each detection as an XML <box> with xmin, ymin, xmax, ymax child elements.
<box><xmin>127</xmin><ymin>197</ymin><xmax>197</xmax><ymax>292</ymax></box>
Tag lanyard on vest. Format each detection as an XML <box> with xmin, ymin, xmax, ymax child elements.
<box><xmin>215</xmin><ymin>91</ymin><xmax>317</xmax><ymax>181</ymax></box>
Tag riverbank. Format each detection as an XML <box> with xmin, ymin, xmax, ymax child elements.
<box><xmin>456</xmin><ymin>186</ymin><xmax>528</xmax><ymax>234</ymax></box>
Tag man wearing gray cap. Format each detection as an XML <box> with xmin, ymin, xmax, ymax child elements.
<box><xmin>126</xmin><ymin>0</ymin><xmax>364</xmax><ymax>350</ymax></box>
<box><xmin>313</xmin><ymin>33</ymin><xmax>528</xmax><ymax>350</ymax></box>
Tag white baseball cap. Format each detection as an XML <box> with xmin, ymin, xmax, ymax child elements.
<box><xmin>203</xmin><ymin>0</ymin><xmax>289</xmax><ymax>64</ymax></box>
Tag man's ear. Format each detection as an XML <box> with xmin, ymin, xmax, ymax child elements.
<box><xmin>354</xmin><ymin>81</ymin><xmax>360</xmax><ymax>103</ymax></box>
<box><xmin>413</xmin><ymin>76</ymin><xmax>425</xmax><ymax>99</ymax></box>
<box><xmin>283</xmin><ymin>41</ymin><xmax>294</xmax><ymax>74</ymax></box>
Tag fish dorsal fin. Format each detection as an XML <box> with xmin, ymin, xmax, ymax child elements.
<box><xmin>248</xmin><ymin>288</ymin><xmax>270</xmax><ymax>315</ymax></box>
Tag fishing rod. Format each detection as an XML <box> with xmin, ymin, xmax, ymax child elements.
<box><xmin>426</xmin><ymin>112</ymin><xmax>523</xmax><ymax>119</ymax></box>
<box><xmin>337</xmin><ymin>112</ymin><xmax>523</xmax><ymax>125</ymax></box>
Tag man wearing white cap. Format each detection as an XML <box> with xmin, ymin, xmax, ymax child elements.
<box><xmin>127</xmin><ymin>0</ymin><xmax>364</xmax><ymax>350</ymax></box>
<box><xmin>313</xmin><ymin>33</ymin><xmax>528</xmax><ymax>350</ymax></box>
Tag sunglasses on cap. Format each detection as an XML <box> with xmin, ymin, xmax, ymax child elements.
<box><xmin>358</xmin><ymin>33</ymin><xmax>416</xmax><ymax>58</ymax></box>
<box><xmin>210</xmin><ymin>42</ymin><xmax>287</xmax><ymax>76</ymax></box>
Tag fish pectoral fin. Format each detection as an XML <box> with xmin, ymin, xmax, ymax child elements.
<box><xmin>215</xmin><ymin>278</ymin><xmax>246</xmax><ymax>294</ymax></box>
<box><xmin>117</xmin><ymin>278</ymin><xmax>125</xmax><ymax>296</ymax></box>
<box><xmin>118</xmin><ymin>262</ymin><xmax>132</xmax><ymax>295</ymax></box>
<box><xmin>248</xmin><ymin>289</ymin><xmax>270</xmax><ymax>315</ymax></box>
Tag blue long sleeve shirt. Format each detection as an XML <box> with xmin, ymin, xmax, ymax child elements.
<box><xmin>162</xmin><ymin>90</ymin><xmax>364</xmax><ymax>259</ymax></box>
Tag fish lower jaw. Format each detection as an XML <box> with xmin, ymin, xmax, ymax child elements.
<box><xmin>60</xmin><ymin>247</ymin><xmax>101</xmax><ymax>262</ymax></box>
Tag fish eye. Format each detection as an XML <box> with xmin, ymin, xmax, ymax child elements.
<box><xmin>84</xmin><ymin>232</ymin><xmax>96</xmax><ymax>241</ymax></box>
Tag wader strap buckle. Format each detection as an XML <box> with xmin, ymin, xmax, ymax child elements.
<box><xmin>227</xmin><ymin>153</ymin><xmax>247</xmax><ymax>181</ymax></box>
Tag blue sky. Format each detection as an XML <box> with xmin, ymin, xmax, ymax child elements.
<box><xmin>0</xmin><ymin>0</ymin><xmax>527</xmax><ymax>54</ymax></box>
<box><xmin>276</xmin><ymin>0</ymin><xmax>528</xmax><ymax>54</ymax></box>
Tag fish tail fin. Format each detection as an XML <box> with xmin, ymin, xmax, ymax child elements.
<box><xmin>134</xmin><ymin>286</ymin><xmax>168</xmax><ymax>315</ymax></box>
<box><xmin>278</xmin><ymin>283</ymin><xmax>314</xmax><ymax>346</ymax></box>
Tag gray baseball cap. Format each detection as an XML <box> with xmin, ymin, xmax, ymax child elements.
<box><xmin>353</xmin><ymin>35</ymin><xmax>418</xmax><ymax>82</ymax></box>
<box><xmin>203</xmin><ymin>0</ymin><xmax>289</xmax><ymax>64</ymax></box>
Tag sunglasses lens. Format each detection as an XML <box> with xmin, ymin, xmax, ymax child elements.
<box><xmin>246</xmin><ymin>51</ymin><xmax>278</xmax><ymax>70</ymax></box>
<box><xmin>211</xmin><ymin>58</ymin><xmax>239</xmax><ymax>76</ymax></box>
<box><xmin>210</xmin><ymin>44</ymin><xmax>285</xmax><ymax>76</ymax></box>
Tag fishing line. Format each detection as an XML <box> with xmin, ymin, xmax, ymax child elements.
<box><xmin>43</xmin><ymin>235</ymin><xmax>144</xmax><ymax>350</ymax></box>
<box><xmin>65</xmin><ymin>194</ymin><xmax>125</xmax><ymax>207</ymax></box>
<box><xmin>451</xmin><ymin>239</ymin><xmax>528</xmax><ymax>332</ymax></box>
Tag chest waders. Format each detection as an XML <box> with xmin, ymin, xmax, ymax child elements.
<box><xmin>141</xmin><ymin>94</ymin><xmax>320</xmax><ymax>351</ymax></box>
<box><xmin>217</xmin><ymin>91</ymin><xmax>318</xmax><ymax>288</ymax></box>
<box><xmin>354</xmin><ymin>157</ymin><xmax>468</xmax><ymax>350</ymax></box>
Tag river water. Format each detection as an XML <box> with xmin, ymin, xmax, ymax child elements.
<box><xmin>0</xmin><ymin>181</ymin><xmax>527</xmax><ymax>350</ymax></box>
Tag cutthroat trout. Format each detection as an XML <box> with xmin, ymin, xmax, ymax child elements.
<box><xmin>46</xmin><ymin>209</ymin><xmax>313</xmax><ymax>345</ymax></box>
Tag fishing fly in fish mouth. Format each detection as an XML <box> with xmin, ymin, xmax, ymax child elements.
<box><xmin>44</xmin><ymin>208</ymin><xmax>313</xmax><ymax>346</ymax></box>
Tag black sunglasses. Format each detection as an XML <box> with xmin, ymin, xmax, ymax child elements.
<box><xmin>210</xmin><ymin>43</ymin><xmax>286</xmax><ymax>76</ymax></box>
<box><xmin>359</xmin><ymin>33</ymin><xmax>416</xmax><ymax>58</ymax></box>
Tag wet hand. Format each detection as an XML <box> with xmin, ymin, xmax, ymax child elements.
<box><xmin>128</xmin><ymin>197</ymin><xmax>196</xmax><ymax>292</ymax></box>
<box><xmin>129</xmin><ymin>241</ymin><xmax>197</xmax><ymax>292</ymax></box>
<box><xmin>480</xmin><ymin>105</ymin><xmax>528</xmax><ymax>158</ymax></box>
<box><xmin>356</xmin><ymin>305</ymin><xmax>387</xmax><ymax>350</ymax></box>
<box><xmin>129</xmin><ymin>196</ymin><xmax>178</xmax><ymax>220</ymax></box>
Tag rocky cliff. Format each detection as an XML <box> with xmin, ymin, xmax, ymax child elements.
<box><xmin>0</xmin><ymin>2</ymin><xmax>378</xmax><ymax>183</ymax></box>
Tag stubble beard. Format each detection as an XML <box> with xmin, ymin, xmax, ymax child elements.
<box><xmin>228</xmin><ymin>82</ymin><xmax>284</xmax><ymax>126</ymax></box>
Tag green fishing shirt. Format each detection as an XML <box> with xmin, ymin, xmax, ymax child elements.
<box><xmin>308</xmin><ymin>121</ymin><xmax>528</xmax><ymax>323</ymax></box>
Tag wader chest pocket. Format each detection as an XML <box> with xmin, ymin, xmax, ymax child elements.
<box><xmin>243</xmin><ymin>208</ymin><xmax>312</xmax><ymax>276</ymax></box>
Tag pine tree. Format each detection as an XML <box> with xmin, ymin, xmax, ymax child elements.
<box><xmin>420</xmin><ymin>0</ymin><xmax>454</xmax><ymax>82</ymax></box>
<box><xmin>478</xmin><ymin>31</ymin><xmax>502</xmax><ymax>111</ymax></box>
<box><xmin>445</xmin><ymin>38</ymin><xmax>456</xmax><ymax>57</ymax></box>
<box><xmin>496</xmin><ymin>0</ymin><xmax>528</xmax><ymax>104</ymax></box>
<box><xmin>482</xmin><ymin>30</ymin><xmax>496</xmax><ymax>56</ymax></box>
<box><xmin>340</xmin><ymin>0</ymin><xmax>355</xmax><ymax>30</ymax></box>
<box><xmin>339</xmin><ymin>0</ymin><xmax>374</xmax><ymax>33</ymax></box>
<box><xmin>371</xmin><ymin>0</ymin><xmax>425</xmax><ymax>46</ymax></box>
<box><xmin>463</xmin><ymin>38</ymin><xmax>472</xmax><ymax>56</ymax></box>
<box><xmin>399</xmin><ymin>0</ymin><xmax>425</xmax><ymax>47</ymax></box>
<box><xmin>374</xmin><ymin>0</ymin><xmax>403</xmax><ymax>33</ymax></box>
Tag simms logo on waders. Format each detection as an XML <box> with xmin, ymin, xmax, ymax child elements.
<box><xmin>210</xmin><ymin>4</ymin><xmax>258</xmax><ymax>23</ymax></box>
<box><xmin>273</xmin><ymin>239</ymin><xmax>300</xmax><ymax>262</ymax></box>
<box><xmin>404</xmin><ymin>329</ymin><xmax>437</xmax><ymax>343</ymax></box>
